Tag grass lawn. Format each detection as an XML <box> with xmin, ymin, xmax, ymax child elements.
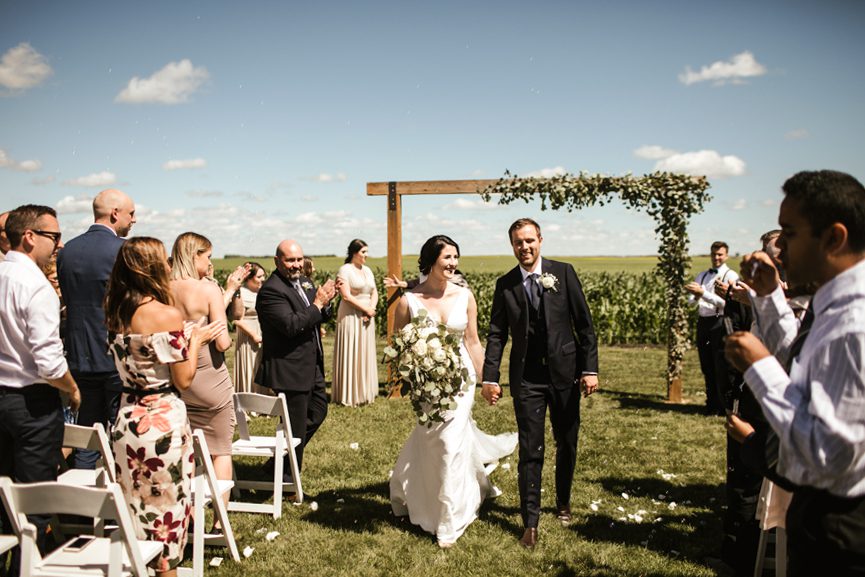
<box><xmin>192</xmin><ymin>338</ymin><xmax>726</xmax><ymax>577</ymax></box>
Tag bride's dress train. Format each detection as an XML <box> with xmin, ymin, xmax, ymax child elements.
<box><xmin>389</xmin><ymin>288</ymin><xmax>518</xmax><ymax>544</ymax></box>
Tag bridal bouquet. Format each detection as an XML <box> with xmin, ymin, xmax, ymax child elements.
<box><xmin>382</xmin><ymin>309</ymin><xmax>469</xmax><ymax>426</ymax></box>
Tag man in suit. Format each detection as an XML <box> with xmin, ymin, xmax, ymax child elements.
<box><xmin>256</xmin><ymin>239</ymin><xmax>338</xmax><ymax>479</ymax></box>
<box><xmin>57</xmin><ymin>188</ymin><xmax>135</xmax><ymax>469</ymax></box>
<box><xmin>482</xmin><ymin>218</ymin><xmax>599</xmax><ymax>548</ymax></box>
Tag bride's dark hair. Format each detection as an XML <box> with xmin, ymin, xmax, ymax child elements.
<box><xmin>418</xmin><ymin>235</ymin><xmax>460</xmax><ymax>275</ymax></box>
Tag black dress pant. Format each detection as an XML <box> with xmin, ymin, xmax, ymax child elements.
<box><xmin>786</xmin><ymin>487</ymin><xmax>865</xmax><ymax>577</ymax></box>
<box><xmin>696</xmin><ymin>316</ymin><xmax>728</xmax><ymax>414</ymax></box>
<box><xmin>71</xmin><ymin>371</ymin><xmax>122</xmax><ymax>469</ymax></box>
<box><xmin>281</xmin><ymin>364</ymin><xmax>328</xmax><ymax>480</ymax></box>
<box><xmin>0</xmin><ymin>384</ymin><xmax>64</xmax><ymax>576</ymax></box>
<box><xmin>513</xmin><ymin>375</ymin><xmax>580</xmax><ymax>529</ymax></box>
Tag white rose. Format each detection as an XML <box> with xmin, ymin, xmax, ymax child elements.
<box><xmin>541</xmin><ymin>276</ymin><xmax>555</xmax><ymax>289</ymax></box>
<box><xmin>412</xmin><ymin>340</ymin><xmax>427</xmax><ymax>356</ymax></box>
<box><xmin>427</xmin><ymin>338</ymin><xmax>442</xmax><ymax>351</ymax></box>
<box><xmin>432</xmin><ymin>349</ymin><xmax>447</xmax><ymax>362</ymax></box>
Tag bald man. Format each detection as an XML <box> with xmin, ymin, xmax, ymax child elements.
<box><xmin>57</xmin><ymin>189</ymin><xmax>136</xmax><ymax>469</ymax></box>
<box><xmin>256</xmin><ymin>240</ymin><xmax>338</xmax><ymax>482</ymax></box>
<box><xmin>0</xmin><ymin>211</ymin><xmax>10</xmax><ymax>262</ymax></box>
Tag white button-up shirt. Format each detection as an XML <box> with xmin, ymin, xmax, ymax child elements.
<box><xmin>690</xmin><ymin>263</ymin><xmax>739</xmax><ymax>317</ymax></box>
<box><xmin>745</xmin><ymin>258</ymin><xmax>865</xmax><ymax>497</ymax></box>
<box><xmin>0</xmin><ymin>251</ymin><xmax>68</xmax><ymax>388</ymax></box>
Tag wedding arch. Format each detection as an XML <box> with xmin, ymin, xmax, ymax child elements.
<box><xmin>367</xmin><ymin>171</ymin><xmax>711</xmax><ymax>402</ymax></box>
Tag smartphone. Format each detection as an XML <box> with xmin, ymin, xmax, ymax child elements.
<box><xmin>723</xmin><ymin>317</ymin><xmax>734</xmax><ymax>336</ymax></box>
<box><xmin>63</xmin><ymin>535</ymin><xmax>95</xmax><ymax>552</ymax></box>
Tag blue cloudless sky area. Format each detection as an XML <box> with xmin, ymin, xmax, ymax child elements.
<box><xmin>1</xmin><ymin>0</ymin><xmax>863</xmax><ymax>259</ymax></box>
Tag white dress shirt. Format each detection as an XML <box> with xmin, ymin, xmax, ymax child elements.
<box><xmin>690</xmin><ymin>263</ymin><xmax>739</xmax><ymax>317</ymax></box>
<box><xmin>744</xmin><ymin>258</ymin><xmax>865</xmax><ymax>498</ymax></box>
<box><xmin>0</xmin><ymin>251</ymin><xmax>68</xmax><ymax>388</ymax></box>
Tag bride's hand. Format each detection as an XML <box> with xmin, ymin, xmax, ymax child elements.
<box><xmin>481</xmin><ymin>382</ymin><xmax>501</xmax><ymax>406</ymax></box>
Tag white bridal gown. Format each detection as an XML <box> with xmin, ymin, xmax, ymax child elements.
<box><xmin>390</xmin><ymin>288</ymin><xmax>518</xmax><ymax>545</ymax></box>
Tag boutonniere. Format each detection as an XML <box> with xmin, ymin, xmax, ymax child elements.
<box><xmin>301</xmin><ymin>281</ymin><xmax>313</xmax><ymax>291</ymax></box>
<box><xmin>539</xmin><ymin>272</ymin><xmax>559</xmax><ymax>292</ymax></box>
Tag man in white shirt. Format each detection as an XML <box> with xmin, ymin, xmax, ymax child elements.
<box><xmin>726</xmin><ymin>170</ymin><xmax>865</xmax><ymax>577</ymax></box>
<box><xmin>685</xmin><ymin>241</ymin><xmax>740</xmax><ymax>415</ymax></box>
<box><xmin>0</xmin><ymin>204</ymin><xmax>81</xmax><ymax>564</ymax></box>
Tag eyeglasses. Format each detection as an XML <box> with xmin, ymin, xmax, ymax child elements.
<box><xmin>31</xmin><ymin>230</ymin><xmax>62</xmax><ymax>246</ymax></box>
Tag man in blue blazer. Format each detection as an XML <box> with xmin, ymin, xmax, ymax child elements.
<box><xmin>482</xmin><ymin>218</ymin><xmax>599</xmax><ymax>548</ymax></box>
<box><xmin>57</xmin><ymin>188</ymin><xmax>135</xmax><ymax>468</ymax></box>
<box><xmin>256</xmin><ymin>239</ymin><xmax>338</xmax><ymax>480</ymax></box>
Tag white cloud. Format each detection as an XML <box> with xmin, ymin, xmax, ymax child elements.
<box><xmin>63</xmin><ymin>171</ymin><xmax>117</xmax><ymax>187</ymax></box>
<box><xmin>163</xmin><ymin>158</ymin><xmax>206</xmax><ymax>170</ymax></box>
<box><xmin>678</xmin><ymin>51</ymin><xmax>767</xmax><ymax>86</ymax></box>
<box><xmin>0</xmin><ymin>148</ymin><xmax>41</xmax><ymax>172</ymax></box>
<box><xmin>116</xmin><ymin>59</ymin><xmax>209</xmax><ymax>104</ymax></box>
<box><xmin>32</xmin><ymin>175</ymin><xmax>55</xmax><ymax>186</ymax></box>
<box><xmin>311</xmin><ymin>172</ymin><xmax>347</xmax><ymax>182</ymax></box>
<box><xmin>56</xmin><ymin>194</ymin><xmax>93</xmax><ymax>214</ymax></box>
<box><xmin>761</xmin><ymin>198</ymin><xmax>777</xmax><ymax>207</ymax></box>
<box><xmin>634</xmin><ymin>145</ymin><xmax>677</xmax><ymax>160</ymax></box>
<box><xmin>444</xmin><ymin>197</ymin><xmax>498</xmax><ymax>210</ymax></box>
<box><xmin>654</xmin><ymin>149</ymin><xmax>746</xmax><ymax>179</ymax></box>
<box><xmin>187</xmin><ymin>189</ymin><xmax>223</xmax><ymax>198</ymax></box>
<box><xmin>525</xmin><ymin>166</ymin><xmax>567</xmax><ymax>178</ymax></box>
<box><xmin>469</xmin><ymin>169</ymin><xmax>485</xmax><ymax>177</ymax></box>
<box><xmin>785</xmin><ymin>128</ymin><xmax>809</xmax><ymax>140</ymax></box>
<box><xmin>732</xmin><ymin>199</ymin><xmax>747</xmax><ymax>211</ymax></box>
<box><xmin>0</xmin><ymin>43</ymin><xmax>52</xmax><ymax>91</ymax></box>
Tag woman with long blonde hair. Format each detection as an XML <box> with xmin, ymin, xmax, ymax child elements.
<box><xmin>106</xmin><ymin>237</ymin><xmax>223</xmax><ymax>576</ymax></box>
<box><xmin>169</xmin><ymin>232</ymin><xmax>235</xmax><ymax>514</ymax></box>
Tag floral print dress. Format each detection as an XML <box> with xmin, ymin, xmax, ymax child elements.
<box><xmin>109</xmin><ymin>330</ymin><xmax>194</xmax><ymax>572</ymax></box>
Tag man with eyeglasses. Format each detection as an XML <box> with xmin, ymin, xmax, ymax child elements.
<box><xmin>0</xmin><ymin>204</ymin><xmax>80</xmax><ymax>570</ymax></box>
<box><xmin>57</xmin><ymin>188</ymin><xmax>135</xmax><ymax>470</ymax></box>
<box><xmin>0</xmin><ymin>211</ymin><xmax>10</xmax><ymax>262</ymax></box>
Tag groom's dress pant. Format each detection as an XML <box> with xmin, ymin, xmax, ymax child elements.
<box><xmin>281</xmin><ymin>364</ymin><xmax>328</xmax><ymax>480</ymax></box>
<box><xmin>513</xmin><ymin>371</ymin><xmax>581</xmax><ymax>529</ymax></box>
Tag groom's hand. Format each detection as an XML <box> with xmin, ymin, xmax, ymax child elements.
<box><xmin>580</xmin><ymin>374</ymin><xmax>599</xmax><ymax>397</ymax></box>
<box><xmin>481</xmin><ymin>382</ymin><xmax>501</xmax><ymax>406</ymax></box>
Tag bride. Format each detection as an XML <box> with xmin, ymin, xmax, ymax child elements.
<box><xmin>389</xmin><ymin>235</ymin><xmax>517</xmax><ymax>548</ymax></box>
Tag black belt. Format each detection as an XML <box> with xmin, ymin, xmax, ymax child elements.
<box><xmin>0</xmin><ymin>383</ymin><xmax>56</xmax><ymax>395</ymax></box>
<box><xmin>122</xmin><ymin>385</ymin><xmax>178</xmax><ymax>398</ymax></box>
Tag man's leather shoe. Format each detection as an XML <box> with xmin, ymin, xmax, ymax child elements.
<box><xmin>519</xmin><ymin>527</ymin><xmax>538</xmax><ymax>548</ymax></box>
<box><xmin>556</xmin><ymin>505</ymin><xmax>572</xmax><ymax>526</ymax></box>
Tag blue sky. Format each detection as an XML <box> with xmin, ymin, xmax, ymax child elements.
<box><xmin>1</xmin><ymin>0</ymin><xmax>863</xmax><ymax>259</ymax></box>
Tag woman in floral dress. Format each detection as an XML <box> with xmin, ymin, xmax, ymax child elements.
<box><xmin>105</xmin><ymin>237</ymin><xmax>224</xmax><ymax>576</ymax></box>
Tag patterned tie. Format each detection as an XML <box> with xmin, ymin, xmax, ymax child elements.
<box><xmin>293</xmin><ymin>280</ymin><xmax>310</xmax><ymax>306</ymax></box>
<box><xmin>528</xmin><ymin>273</ymin><xmax>541</xmax><ymax>310</ymax></box>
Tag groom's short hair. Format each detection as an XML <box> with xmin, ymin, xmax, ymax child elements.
<box><xmin>508</xmin><ymin>218</ymin><xmax>542</xmax><ymax>242</ymax></box>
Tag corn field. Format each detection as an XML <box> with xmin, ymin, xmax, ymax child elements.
<box><xmin>217</xmin><ymin>268</ymin><xmax>697</xmax><ymax>346</ymax></box>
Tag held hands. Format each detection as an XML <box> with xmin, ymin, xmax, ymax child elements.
<box><xmin>724</xmin><ymin>331</ymin><xmax>771</xmax><ymax>374</ymax></box>
<box><xmin>739</xmin><ymin>251</ymin><xmax>780</xmax><ymax>297</ymax></box>
<box><xmin>313</xmin><ymin>278</ymin><xmax>338</xmax><ymax>309</ymax></box>
<box><xmin>580</xmin><ymin>374</ymin><xmax>599</xmax><ymax>397</ymax></box>
<box><xmin>481</xmin><ymin>382</ymin><xmax>501</xmax><ymax>406</ymax></box>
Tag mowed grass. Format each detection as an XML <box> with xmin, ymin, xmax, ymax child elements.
<box><xmin>213</xmin><ymin>255</ymin><xmax>664</xmax><ymax>276</ymax></box>
<box><xmin>193</xmin><ymin>338</ymin><xmax>726</xmax><ymax>577</ymax></box>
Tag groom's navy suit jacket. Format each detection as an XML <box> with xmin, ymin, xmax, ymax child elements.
<box><xmin>482</xmin><ymin>258</ymin><xmax>598</xmax><ymax>392</ymax></box>
<box><xmin>256</xmin><ymin>271</ymin><xmax>332</xmax><ymax>392</ymax></box>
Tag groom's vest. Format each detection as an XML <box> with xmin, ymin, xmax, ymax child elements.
<box><xmin>524</xmin><ymin>291</ymin><xmax>550</xmax><ymax>383</ymax></box>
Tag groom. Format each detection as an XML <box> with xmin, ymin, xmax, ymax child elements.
<box><xmin>482</xmin><ymin>218</ymin><xmax>599</xmax><ymax>548</ymax></box>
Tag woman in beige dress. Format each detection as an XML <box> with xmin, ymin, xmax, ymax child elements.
<box><xmin>169</xmin><ymin>232</ymin><xmax>235</xmax><ymax>508</ymax></box>
<box><xmin>233</xmin><ymin>261</ymin><xmax>267</xmax><ymax>394</ymax></box>
<box><xmin>332</xmin><ymin>239</ymin><xmax>378</xmax><ymax>406</ymax></box>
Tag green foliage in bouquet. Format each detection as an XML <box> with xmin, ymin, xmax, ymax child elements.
<box><xmin>382</xmin><ymin>309</ymin><xmax>470</xmax><ymax>426</ymax></box>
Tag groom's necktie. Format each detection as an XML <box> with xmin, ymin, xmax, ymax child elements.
<box><xmin>527</xmin><ymin>273</ymin><xmax>541</xmax><ymax>310</ymax></box>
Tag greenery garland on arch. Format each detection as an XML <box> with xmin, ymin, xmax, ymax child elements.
<box><xmin>481</xmin><ymin>170</ymin><xmax>712</xmax><ymax>401</ymax></box>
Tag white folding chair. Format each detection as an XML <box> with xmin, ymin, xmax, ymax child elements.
<box><xmin>0</xmin><ymin>477</ymin><xmax>161</xmax><ymax>577</ymax></box>
<box><xmin>178</xmin><ymin>430</ymin><xmax>241</xmax><ymax>577</ymax></box>
<box><xmin>0</xmin><ymin>533</ymin><xmax>16</xmax><ymax>555</ymax></box>
<box><xmin>753</xmin><ymin>478</ymin><xmax>790</xmax><ymax>577</ymax></box>
<box><xmin>228</xmin><ymin>392</ymin><xmax>302</xmax><ymax>518</ymax></box>
<box><xmin>58</xmin><ymin>423</ymin><xmax>116</xmax><ymax>487</ymax></box>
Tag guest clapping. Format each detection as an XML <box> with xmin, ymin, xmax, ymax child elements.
<box><xmin>169</xmin><ymin>232</ymin><xmax>235</xmax><ymax>506</ymax></box>
<box><xmin>332</xmin><ymin>239</ymin><xmax>378</xmax><ymax>406</ymax></box>
<box><xmin>106</xmin><ymin>237</ymin><xmax>223</xmax><ymax>576</ymax></box>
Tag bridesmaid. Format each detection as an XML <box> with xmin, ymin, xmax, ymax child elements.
<box><xmin>169</xmin><ymin>232</ymin><xmax>235</xmax><ymax>508</ymax></box>
<box><xmin>106</xmin><ymin>237</ymin><xmax>223</xmax><ymax>576</ymax></box>
<box><xmin>233</xmin><ymin>262</ymin><xmax>266</xmax><ymax>394</ymax></box>
<box><xmin>331</xmin><ymin>239</ymin><xmax>378</xmax><ymax>406</ymax></box>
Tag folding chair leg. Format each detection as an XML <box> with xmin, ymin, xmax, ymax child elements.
<box><xmin>776</xmin><ymin>528</ymin><xmax>787</xmax><ymax>577</ymax></box>
<box><xmin>273</xmin><ymin>452</ymin><xmax>283</xmax><ymax>519</ymax></box>
<box><xmin>193</xmin><ymin>473</ymin><xmax>205</xmax><ymax>577</ymax></box>
<box><xmin>754</xmin><ymin>529</ymin><xmax>768</xmax><ymax>577</ymax></box>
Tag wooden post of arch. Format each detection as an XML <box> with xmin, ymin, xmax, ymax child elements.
<box><xmin>367</xmin><ymin>179</ymin><xmax>497</xmax><ymax>397</ymax></box>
